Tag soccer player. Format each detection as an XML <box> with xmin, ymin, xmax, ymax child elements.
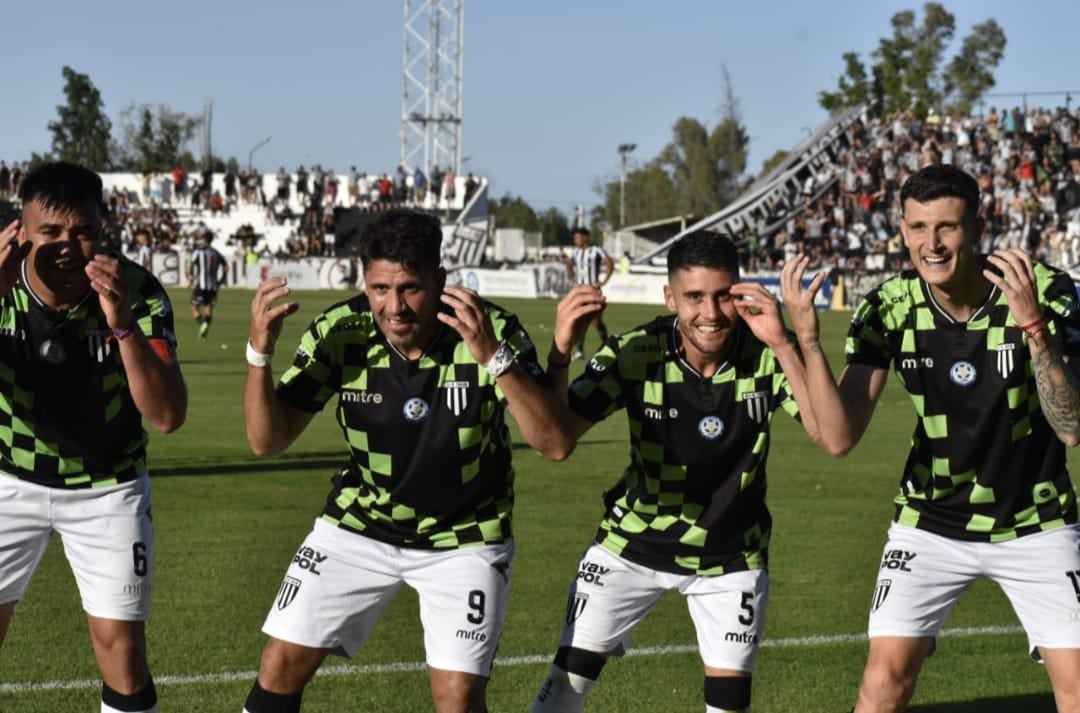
<box><xmin>134</xmin><ymin>227</ymin><xmax>153</xmax><ymax>273</ymax></box>
<box><xmin>781</xmin><ymin>163</ymin><xmax>1080</xmax><ymax>712</ymax></box>
<box><xmin>240</xmin><ymin>208</ymin><xmax>574</xmax><ymax>713</ymax></box>
<box><xmin>530</xmin><ymin>231</ymin><xmax>824</xmax><ymax>713</ymax></box>
<box><xmin>187</xmin><ymin>228</ymin><xmax>227</xmax><ymax>338</ymax></box>
<box><xmin>0</xmin><ymin>162</ymin><xmax>187</xmax><ymax>713</ymax></box>
<box><xmin>565</xmin><ymin>227</ymin><xmax>613</xmax><ymax>360</ymax></box>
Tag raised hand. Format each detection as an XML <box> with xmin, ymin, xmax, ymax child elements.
<box><xmin>85</xmin><ymin>253</ymin><xmax>135</xmax><ymax>330</ymax></box>
<box><xmin>250</xmin><ymin>277</ymin><xmax>300</xmax><ymax>354</ymax></box>
<box><xmin>780</xmin><ymin>255</ymin><xmax>826</xmax><ymax>345</ymax></box>
<box><xmin>438</xmin><ymin>286</ymin><xmax>500</xmax><ymax>364</ymax></box>
<box><xmin>731</xmin><ymin>281</ymin><xmax>788</xmax><ymax>349</ymax></box>
<box><xmin>0</xmin><ymin>220</ymin><xmax>30</xmax><ymax>300</ymax></box>
<box><xmin>552</xmin><ymin>285</ymin><xmax>606</xmax><ymax>356</ymax></box>
<box><xmin>983</xmin><ymin>248</ymin><xmax>1041</xmax><ymax>328</ymax></box>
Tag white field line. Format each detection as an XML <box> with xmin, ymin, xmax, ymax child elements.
<box><xmin>0</xmin><ymin>624</ymin><xmax>1023</xmax><ymax>694</ymax></box>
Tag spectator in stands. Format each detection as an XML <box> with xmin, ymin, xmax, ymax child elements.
<box><xmin>171</xmin><ymin>165</ymin><xmax>187</xmax><ymax>205</ymax></box>
<box><xmin>347</xmin><ymin>166</ymin><xmax>359</xmax><ymax>207</ymax></box>
<box><xmin>441</xmin><ymin>166</ymin><xmax>456</xmax><ymax>208</ymax></box>
<box><xmin>463</xmin><ymin>173</ymin><xmax>478</xmax><ymax>204</ymax></box>
<box><xmin>276</xmin><ymin>167</ymin><xmax>291</xmax><ymax>204</ymax></box>
<box><xmin>324</xmin><ymin>170</ymin><xmax>338</xmax><ymax>208</ymax></box>
<box><xmin>209</xmin><ymin>191</ymin><xmax>226</xmax><ymax>217</ymax></box>
<box><xmin>295</xmin><ymin>165</ymin><xmax>308</xmax><ymax>201</ymax></box>
<box><xmin>411</xmin><ymin>166</ymin><xmax>427</xmax><ymax>206</ymax></box>
<box><xmin>429</xmin><ymin>165</ymin><xmax>442</xmax><ymax>206</ymax></box>
<box><xmin>224</xmin><ymin>168</ymin><xmax>238</xmax><ymax>206</ymax></box>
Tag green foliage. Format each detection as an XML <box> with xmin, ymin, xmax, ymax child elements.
<box><xmin>114</xmin><ymin>103</ymin><xmax>202</xmax><ymax>174</ymax></box>
<box><xmin>47</xmin><ymin>66</ymin><xmax>114</xmax><ymax>171</ymax></box>
<box><xmin>595</xmin><ymin>66</ymin><xmax>751</xmax><ymax>227</ymax></box>
<box><xmin>492</xmin><ymin>194</ymin><xmax>572</xmax><ymax>246</ymax></box>
<box><xmin>0</xmin><ymin>289</ymin><xmax>1061</xmax><ymax>711</ymax></box>
<box><xmin>818</xmin><ymin>3</ymin><xmax>1006</xmax><ymax>117</ymax></box>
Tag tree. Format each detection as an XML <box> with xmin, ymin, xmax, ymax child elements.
<box><xmin>536</xmin><ymin>207</ymin><xmax>572</xmax><ymax>247</ymax></box>
<box><xmin>818</xmin><ymin>3</ymin><xmax>1006</xmax><ymax>117</ymax></box>
<box><xmin>594</xmin><ymin>67</ymin><xmax>751</xmax><ymax>227</ymax></box>
<box><xmin>492</xmin><ymin>194</ymin><xmax>539</xmax><ymax>234</ymax></box>
<box><xmin>47</xmin><ymin>66</ymin><xmax>113</xmax><ymax>170</ymax></box>
<box><xmin>114</xmin><ymin>102</ymin><xmax>202</xmax><ymax>174</ymax></box>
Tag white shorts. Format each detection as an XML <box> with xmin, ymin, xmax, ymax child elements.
<box><xmin>557</xmin><ymin>543</ymin><xmax>769</xmax><ymax>672</ymax></box>
<box><xmin>0</xmin><ymin>475</ymin><xmax>154</xmax><ymax>620</ymax></box>
<box><xmin>262</xmin><ymin>518</ymin><xmax>514</xmax><ymax>676</ymax></box>
<box><xmin>868</xmin><ymin>523</ymin><xmax>1080</xmax><ymax>655</ymax></box>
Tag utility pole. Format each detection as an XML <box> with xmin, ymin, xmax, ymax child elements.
<box><xmin>617</xmin><ymin>143</ymin><xmax>636</xmax><ymax>227</ymax></box>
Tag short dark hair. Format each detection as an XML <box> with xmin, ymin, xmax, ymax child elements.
<box><xmin>359</xmin><ymin>209</ymin><xmax>442</xmax><ymax>273</ymax></box>
<box><xmin>667</xmin><ymin>230</ymin><xmax>740</xmax><ymax>278</ymax></box>
<box><xmin>900</xmin><ymin>164</ymin><xmax>980</xmax><ymax>222</ymax></box>
<box><xmin>573</xmin><ymin>226</ymin><xmax>590</xmax><ymax>238</ymax></box>
<box><xmin>19</xmin><ymin>161</ymin><xmax>104</xmax><ymax>220</ymax></box>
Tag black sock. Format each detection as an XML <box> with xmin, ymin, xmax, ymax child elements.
<box><xmin>101</xmin><ymin>678</ymin><xmax>157</xmax><ymax>712</ymax></box>
<box><xmin>243</xmin><ymin>680</ymin><xmax>303</xmax><ymax>713</ymax></box>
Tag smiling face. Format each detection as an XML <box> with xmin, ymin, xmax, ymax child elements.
<box><xmin>20</xmin><ymin>198</ymin><xmax>101</xmax><ymax>309</ymax></box>
<box><xmin>900</xmin><ymin>195</ymin><xmax>983</xmax><ymax>297</ymax></box>
<box><xmin>364</xmin><ymin>258</ymin><xmax>446</xmax><ymax>359</ymax></box>
<box><xmin>664</xmin><ymin>265</ymin><xmax>740</xmax><ymax>374</ymax></box>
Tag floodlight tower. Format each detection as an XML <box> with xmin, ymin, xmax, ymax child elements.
<box><xmin>401</xmin><ymin>0</ymin><xmax>465</xmax><ymax>179</ymax></box>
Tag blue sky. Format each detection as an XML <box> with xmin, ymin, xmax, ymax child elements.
<box><xmin>3</xmin><ymin>1</ymin><xmax>1078</xmax><ymax>215</ymax></box>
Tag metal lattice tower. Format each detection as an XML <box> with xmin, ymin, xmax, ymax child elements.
<box><xmin>401</xmin><ymin>0</ymin><xmax>464</xmax><ymax>178</ymax></box>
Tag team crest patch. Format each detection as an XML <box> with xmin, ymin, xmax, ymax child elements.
<box><xmin>566</xmin><ymin>592</ymin><xmax>589</xmax><ymax>624</ymax></box>
<box><xmin>871</xmin><ymin>578</ymin><xmax>892</xmax><ymax>612</ymax></box>
<box><xmin>403</xmin><ymin>397</ymin><xmax>430</xmax><ymax>423</ymax></box>
<box><xmin>698</xmin><ymin>415</ymin><xmax>724</xmax><ymax>440</ymax></box>
<box><xmin>949</xmin><ymin>361</ymin><xmax>977</xmax><ymax>386</ymax></box>
<box><xmin>743</xmin><ymin>390</ymin><xmax>769</xmax><ymax>423</ymax></box>
<box><xmin>39</xmin><ymin>339</ymin><xmax>66</xmax><ymax>365</ymax></box>
<box><xmin>995</xmin><ymin>344</ymin><xmax>1015</xmax><ymax>379</ymax></box>
<box><xmin>445</xmin><ymin>381</ymin><xmax>469</xmax><ymax>416</ymax></box>
<box><xmin>277</xmin><ymin>576</ymin><xmax>302</xmax><ymax>610</ymax></box>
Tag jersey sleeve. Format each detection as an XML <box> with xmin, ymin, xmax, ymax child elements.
<box><xmin>277</xmin><ymin>311</ymin><xmax>344</xmax><ymax>413</ymax></box>
<box><xmin>845</xmin><ymin>289</ymin><xmax>893</xmax><ymax>369</ymax></box>
<box><xmin>1041</xmin><ymin>266</ymin><xmax>1080</xmax><ymax>360</ymax></box>
<box><xmin>129</xmin><ymin>263</ymin><xmax>177</xmax><ymax>346</ymax></box>
<box><xmin>770</xmin><ymin>332</ymin><xmax>802</xmax><ymax>421</ymax></box>
<box><xmin>567</xmin><ymin>336</ymin><xmax>625</xmax><ymax>423</ymax></box>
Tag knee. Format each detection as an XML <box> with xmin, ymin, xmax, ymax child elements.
<box><xmin>857</xmin><ymin>661</ymin><xmax>918</xmax><ymax>712</ymax></box>
<box><xmin>257</xmin><ymin>639</ymin><xmax>324</xmax><ymax>695</ymax></box>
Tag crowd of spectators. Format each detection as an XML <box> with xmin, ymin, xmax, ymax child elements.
<box><xmin>738</xmin><ymin>104</ymin><xmax>1080</xmax><ymax>276</ymax></box>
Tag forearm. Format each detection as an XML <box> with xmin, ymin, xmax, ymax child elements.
<box><xmin>796</xmin><ymin>337</ymin><xmax>861</xmax><ymax>456</ymax></box>
<box><xmin>118</xmin><ymin>333</ymin><xmax>187</xmax><ymax>433</ymax></box>
<box><xmin>770</xmin><ymin>340</ymin><xmax>821</xmax><ymax>444</ymax></box>
<box><xmin>1029</xmin><ymin>332</ymin><xmax>1080</xmax><ymax>446</ymax></box>
<box><xmin>243</xmin><ymin>366</ymin><xmax>304</xmax><ymax>456</ymax></box>
<box><xmin>497</xmin><ymin>364</ymin><xmax>577</xmax><ymax>461</ymax></box>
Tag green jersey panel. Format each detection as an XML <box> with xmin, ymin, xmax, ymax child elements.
<box><xmin>846</xmin><ymin>264</ymin><xmax>1080</xmax><ymax>541</ymax></box>
<box><xmin>569</xmin><ymin>315</ymin><xmax>801</xmax><ymax>575</ymax></box>
<box><xmin>0</xmin><ymin>256</ymin><xmax>176</xmax><ymax>488</ymax></box>
<box><xmin>276</xmin><ymin>294</ymin><xmax>543</xmax><ymax>549</ymax></box>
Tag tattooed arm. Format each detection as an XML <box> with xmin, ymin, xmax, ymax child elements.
<box><xmin>1028</xmin><ymin>329</ymin><xmax>1080</xmax><ymax>447</ymax></box>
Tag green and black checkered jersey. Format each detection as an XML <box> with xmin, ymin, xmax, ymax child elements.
<box><xmin>276</xmin><ymin>294</ymin><xmax>544</xmax><ymax>549</ymax></box>
<box><xmin>0</xmin><ymin>256</ymin><xmax>177</xmax><ymax>488</ymax></box>
<box><xmin>847</xmin><ymin>264</ymin><xmax>1080</xmax><ymax>541</ymax></box>
<box><xmin>569</xmin><ymin>315</ymin><xmax>801</xmax><ymax>576</ymax></box>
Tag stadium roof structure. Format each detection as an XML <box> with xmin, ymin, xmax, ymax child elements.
<box><xmin>633</xmin><ymin>103</ymin><xmax>870</xmax><ymax>266</ymax></box>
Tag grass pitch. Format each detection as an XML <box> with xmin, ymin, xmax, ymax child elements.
<box><xmin>0</xmin><ymin>288</ymin><xmax>1060</xmax><ymax>711</ymax></box>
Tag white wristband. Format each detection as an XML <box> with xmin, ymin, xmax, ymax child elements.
<box><xmin>246</xmin><ymin>340</ymin><xmax>273</xmax><ymax>368</ymax></box>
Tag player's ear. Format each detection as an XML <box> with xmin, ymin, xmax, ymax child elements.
<box><xmin>663</xmin><ymin>284</ymin><xmax>676</xmax><ymax>313</ymax></box>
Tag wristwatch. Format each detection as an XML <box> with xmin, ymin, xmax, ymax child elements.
<box><xmin>484</xmin><ymin>341</ymin><xmax>516</xmax><ymax>379</ymax></box>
